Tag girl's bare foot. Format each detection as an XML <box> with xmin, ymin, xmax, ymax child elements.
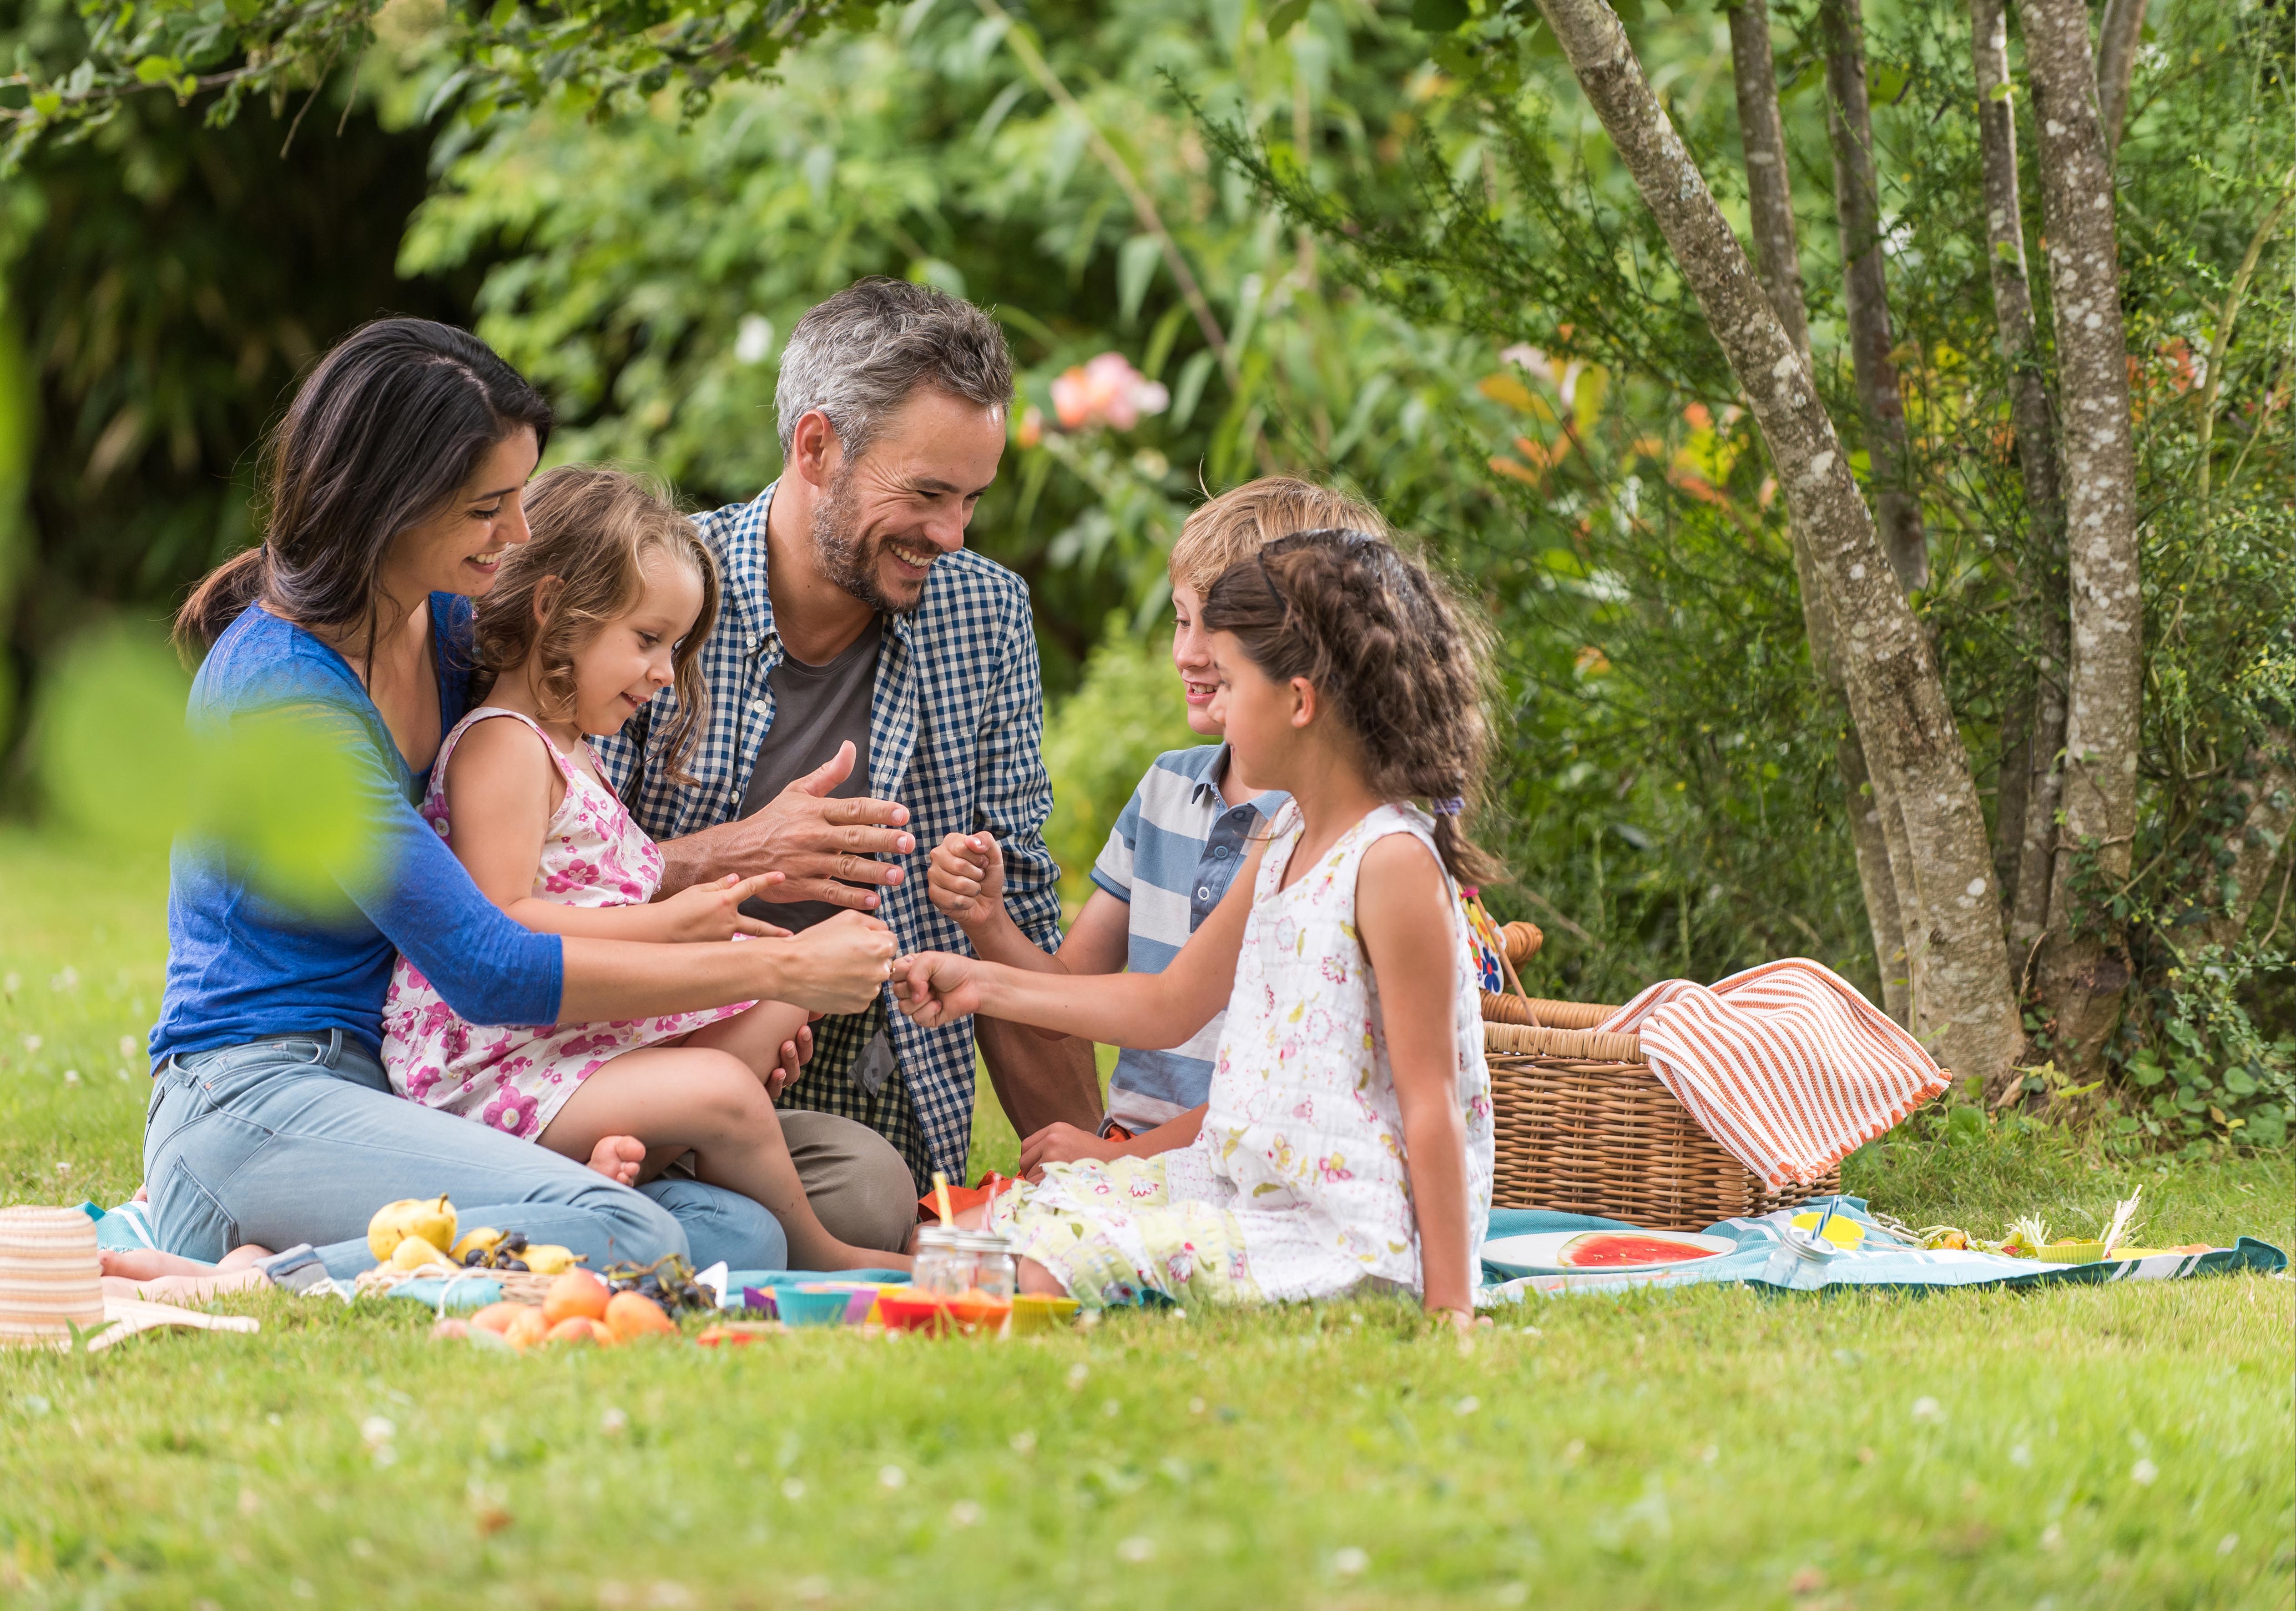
<box><xmin>586</xmin><ymin>1134</ymin><xmax>646</xmax><ymax>1184</ymax></box>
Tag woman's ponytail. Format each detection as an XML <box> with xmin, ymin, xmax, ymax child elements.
<box><xmin>172</xmin><ymin>546</ymin><xmax>271</xmax><ymax>662</ymax></box>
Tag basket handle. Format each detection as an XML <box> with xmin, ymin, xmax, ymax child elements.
<box><xmin>1494</xmin><ymin>921</ymin><xmax>1544</xmax><ymax>1008</ymax></box>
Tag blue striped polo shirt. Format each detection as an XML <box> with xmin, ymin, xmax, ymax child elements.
<box><xmin>1090</xmin><ymin>743</ymin><xmax>1287</xmax><ymax>1133</ymax></box>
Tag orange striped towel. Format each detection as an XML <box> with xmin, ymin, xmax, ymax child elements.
<box><xmin>1597</xmin><ymin>958</ymin><xmax>1951</xmax><ymax>1189</ymax></box>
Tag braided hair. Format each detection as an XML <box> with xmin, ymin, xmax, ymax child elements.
<box><xmin>1199</xmin><ymin>528</ymin><xmax>1503</xmax><ymax>887</ymax></box>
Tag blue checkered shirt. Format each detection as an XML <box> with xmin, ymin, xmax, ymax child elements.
<box><xmin>593</xmin><ymin>482</ymin><xmax>1062</xmax><ymax>1182</ymax></box>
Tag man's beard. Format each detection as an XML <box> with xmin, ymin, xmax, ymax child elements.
<box><xmin>812</xmin><ymin>468</ymin><xmax>928</xmax><ymax>616</ymax></box>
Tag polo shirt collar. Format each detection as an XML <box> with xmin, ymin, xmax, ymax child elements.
<box><xmin>1191</xmin><ymin>742</ymin><xmax>1282</xmax><ymax>818</ymax></box>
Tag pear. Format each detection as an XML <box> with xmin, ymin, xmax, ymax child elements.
<box><xmin>451</xmin><ymin>1227</ymin><xmax>505</xmax><ymax>1262</ymax></box>
<box><xmin>367</xmin><ymin>1195</ymin><xmax>458</xmax><ymax>1262</ymax></box>
<box><xmin>520</xmin><ymin>1244</ymin><xmax>582</xmax><ymax>1276</ymax></box>
<box><xmin>389</xmin><ymin>1234</ymin><xmax>452</xmax><ymax>1272</ymax></box>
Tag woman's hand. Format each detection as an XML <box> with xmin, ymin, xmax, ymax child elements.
<box><xmin>657</xmin><ymin>872</ymin><xmax>788</xmax><ymax>941</ymax></box>
<box><xmin>927</xmin><ymin>832</ymin><xmax>1006</xmax><ymax>930</ymax></box>
<box><xmin>762</xmin><ymin>911</ymin><xmax>897</xmax><ymax>1014</ymax></box>
<box><xmin>889</xmin><ymin>951</ymin><xmax>983</xmax><ymax>1027</ymax></box>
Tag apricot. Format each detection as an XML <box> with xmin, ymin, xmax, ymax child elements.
<box><xmin>541</xmin><ymin>1270</ymin><xmax>611</xmax><ymax>1325</ymax></box>
<box><xmin>503</xmin><ymin>1307</ymin><xmax>552</xmax><ymax>1350</ymax></box>
<box><xmin>605</xmin><ymin>1291</ymin><xmax>676</xmax><ymax>1340</ymax></box>
<box><xmin>546</xmin><ymin>1315</ymin><xmax>600</xmax><ymax>1345</ymax></box>
<box><xmin>469</xmin><ymin>1302</ymin><xmax>528</xmax><ymax>1335</ymax></box>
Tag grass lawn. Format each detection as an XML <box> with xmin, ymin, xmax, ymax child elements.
<box><xmin>1</xmin><ymin>825</ymin><xmax>2290</xmax><ymax>1610</ymax></box>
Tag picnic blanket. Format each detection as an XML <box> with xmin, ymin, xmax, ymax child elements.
<box><xmin>1477</xmin><ymin>1200</ymin><xmax>2286</xmax><ymax>1303</ymax></box>
<box><xmin>1599</xmin><ymin>959</ymin><xmax>1953</xmax><ymax>1189</ymax></box>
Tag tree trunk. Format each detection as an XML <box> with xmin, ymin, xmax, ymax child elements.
<box><xmin>2023</xmin><ymin>0</ymin><xmax>2145</xmax><ymax>1073</ymax></box>
<box><xmin>1970</xmin><ymin>0</ymin><xmax>2071</xmax><ymax>972</ymax></box>
<box><xmin>1821</xmin><ymin>0</ymin><xmax>1928</xmax><ymax>594</ymax></box>
<box><xmin>2094</xmin><ymin>0</ymin><xmax>2148</xmax><ymax>158</ymax></box>
<box><xmin>1728</xmin><ymin>0</ymin><xmax>1911</xmax><ymax>1022</ymax></box>
<box><xmin>2204</xmin><ymin>730</ymin><xmax>2296</xmax><ymax>949</ymax></box>
<box><xmin>1532</xmin><ymin>0</ymin><xmax>2022</xmax><ymax>1093</ymax></box>
<box><xmin>1840</xmin><ymin>728</ymin><xmax>1914</xmax><ymax>1021</ymax></box>
<box><xmin>1728</xmin><ymin>0</ymin><xmax>1811</xmax><ymax>367</ymax></box>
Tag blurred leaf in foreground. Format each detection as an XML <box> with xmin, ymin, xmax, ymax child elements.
<box><xmin>38</xmin><ymin>626</ymin><xmax>381</xmax><ymax>916</ymax></box>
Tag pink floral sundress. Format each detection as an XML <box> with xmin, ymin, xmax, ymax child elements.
<box><xmin>381</xmin><ymin>706</ymin><xmax>752</xmax><ymax>1141</ymax></box>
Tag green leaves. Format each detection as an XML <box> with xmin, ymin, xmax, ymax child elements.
<box><xmin>36</xmin><ymin>629</ymin><xmax>382</xmax><ymax>916</ymax></box>
<box><xmin>1</xmin><ymin>0</ymin><xmax>884</xmax><ymax>172</ymax></box>
<box><xmin>1263</xmin><ymin>0</ymin><xmax>1312</xmax><ymax>41</ymax></box>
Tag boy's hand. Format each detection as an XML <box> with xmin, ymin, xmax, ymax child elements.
<box><xmin>659</xmin><ymin>873</ymin><xmax>790</xmax><ymax>941</ymax></box>
<box><xmin>889</xmin><ymin>951</ymin><xmax>983</xmax><ymax>1027</ymax></box>
<box><xmin>927</xmin><ymin>832</ymin><xmax>1007</xmax><ymax>928</ymax></box>
<box><xmin>1016</xmin><ymin>1121</ymin><xmax>1124</xmax><ymax>1178</ymax></box>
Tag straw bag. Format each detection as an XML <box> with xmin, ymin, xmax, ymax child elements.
<box><xmin>0</xmin><ymin>1206</ymin><xmax>106</xmax><ymax>1346</ymax></box>
<box><xmin>0</xmin><ymin>1205</ymin><xmax>264</xmax><ymax>1351</ymax></box>
<box><xmin>1478</xmin><ymin>922</ymin><xmax>1838</xmax><ymax>1231</ymax></box>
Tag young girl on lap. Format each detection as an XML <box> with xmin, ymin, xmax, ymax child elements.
<box><xmin>893</xmin><ymin>529</ymin><xmax>1496</xmax><ymax>1323</ymax></box>
<box><xmin>383</xmin><ymin>465</ymin><xmax>894</xmax><ymax>1271</ymax></box>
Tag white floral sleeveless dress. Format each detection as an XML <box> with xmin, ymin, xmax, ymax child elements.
<box><xmin>991</xmin><ymin>801</ymin><xmax>1494</xmax><ymax>1307</ymax></box>
<box><xmin>381</xmin><ymin>707</ymin><xmax>752</xmax><ymax>1141</ymax></box>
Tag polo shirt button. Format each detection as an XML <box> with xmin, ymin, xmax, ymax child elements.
<box><xmin>1212</xmin><ymin>845</ymin><xmax>1231</xmax><ymax>859</ymax></box>
<box><xmin>1197</xmin><ymin>887</ymin><xmax>1211</xmax><ymax>900</ymax></box>
<box><xmin>750</xmin><ymin>700</ymin><xmax>767</xmax><ymax>716</ymax></box>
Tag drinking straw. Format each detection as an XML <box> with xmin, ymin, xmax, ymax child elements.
<box><xmin>1812</xmin><ymin>1196</ymin><xmax>1839</xmax><ymax>1246</ymax></box>
<box><xmin>933</xmin><ymin>1170</ymin><xmax>955</xmax><ymax>1228</ymax></box>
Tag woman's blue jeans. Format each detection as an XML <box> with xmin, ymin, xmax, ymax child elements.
<box><xmin>145</xmin><ymin>1032</ymin><xmax>789</xmax><ymax>1278</ymax></box>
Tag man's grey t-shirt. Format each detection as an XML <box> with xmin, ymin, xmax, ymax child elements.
<box><xmin>738</xmin><ymin>617</ymin><xmax>882</xmax><ymax>933</ymax></box>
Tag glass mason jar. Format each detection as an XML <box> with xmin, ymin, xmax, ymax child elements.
<box><xmin>913</xmin><ymin>1226</ymin><xmax>967</xmax><ymax>1299</ymax></box>
<box><xmin>954</xmin><ymin>1230</ymin><xmax>1018</xmax><ymax>1302</ymax></box>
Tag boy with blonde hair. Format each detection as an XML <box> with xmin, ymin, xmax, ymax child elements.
<box><xmin>926</xmin><ymin>477</ymin><xmax>1387</xmax><ymax>1172</ymax></box>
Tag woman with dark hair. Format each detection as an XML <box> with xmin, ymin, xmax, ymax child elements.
<box><xmin>145</xmin><ymin>317</ymin><xmax>898</xmax><ymax>1280</ymax></box>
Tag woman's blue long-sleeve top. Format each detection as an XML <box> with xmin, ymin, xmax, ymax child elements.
<box><xmin>149</xmin><ymin>595</ymin><xmax>565</xmax><ymax>1065</ymax></box>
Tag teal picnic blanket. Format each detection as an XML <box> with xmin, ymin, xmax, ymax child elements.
<box><xmin>1478</xmin><ymin>1198</ymin><xmax>2286</xmax><ymax>1303</ymax></box>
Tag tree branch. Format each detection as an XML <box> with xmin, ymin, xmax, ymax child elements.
<box><xmin>974</xmin><ymin>0</ymin><xmax>1235</xmax><ymax>383</ymax></box>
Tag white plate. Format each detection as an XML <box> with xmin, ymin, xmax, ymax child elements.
<box><xmin>1483</xmin><ymin>1229</ymin><xmax>1737</xmax><ymax>1278</ymax></box>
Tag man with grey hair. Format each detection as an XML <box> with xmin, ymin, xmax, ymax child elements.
<box><xmin>597</xmin><ymin>278</ymin><xmax>1100</xmax><ymax>1247</ymax></box>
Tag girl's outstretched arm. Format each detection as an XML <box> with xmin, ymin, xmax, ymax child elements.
<box><xmin>893</xmin><ymin>838</ymin><xmax>1266</xmax><ymax>1048</ymax></box>
<box><xmin>1356</xmin><ymin>832</ymin><xmax>1477</xmax><ymax>1324</ymax></box>
<box><xmin>445</xmin><ymin>717</ymin><xmax>781</xmax><ymax>942</ymax></box>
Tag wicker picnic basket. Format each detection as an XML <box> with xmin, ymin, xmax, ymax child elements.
<box><xmin>1475</xmin><ymin>919</ymin><xmax>1838</xmax><ymax>1231</ymax></box>
<box><xmin>1481</xmin><ymin>990</ymin><xmax>1838</xmax><ymax>1230</ymax></box>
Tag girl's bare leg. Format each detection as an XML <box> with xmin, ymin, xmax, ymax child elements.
<box><xmin>99</xmin><ymin>1244</ymin><xmax>273</xmax><ymax>1280</ymax></box>
<box><xmin>539</xmin><ymin>1047</ymin><xmax>907</xmax><ymax>1273</ymax></box>
<box><xmin>684</xmin><ymin>1000</ymin><xmax>813</xmax><ymax>1097</ymax></box>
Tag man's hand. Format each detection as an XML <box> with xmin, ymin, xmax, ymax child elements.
<box><xmin>766</xmin><ymin>1014</ymin><xmax>820</xmax><ymax>1103</ymax></box>
<box><xmin>927</xmin><ymin>831</ymin><xmax>1007</xmax><ymax>930</ymax></box>
<box><xmin>889</xmin><ymin>951</ymin><xmax>982</xmax><ymax>1028</ymax></box>
<box><xmin>656</xmin><ymin>873</ymin><xmax>790</xmax><ymax>940</ymax></box>
<box><xmin>668</xmin><ymin>741</ymin><xmax>917</xmax><ymax>908</ymax></box>
<box><xmin>1016</xmin><ymin>1120</ymin><xmax>1123</xmax><ymax>1179</ymax></box>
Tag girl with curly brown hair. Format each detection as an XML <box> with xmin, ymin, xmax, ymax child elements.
<box><xmin>894</xmin><ymin>528</ymin><xmax>1498</xmax><ymax>1324</ymax></box>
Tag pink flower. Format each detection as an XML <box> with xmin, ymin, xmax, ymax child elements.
<box><xmin>481</xmin><ymin>1086</ymin><xmax>540</xmax><ymax>1139</ymax></box>
<box><xmin>407</xmin><ymin>1066</ymin><xmax>444</xmax><ymax>1103</ymax></box>
<box><xmin>1049</xmin><ymin>352</ymin><xmax>1168</xmax><ymax>432</ymax></box>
